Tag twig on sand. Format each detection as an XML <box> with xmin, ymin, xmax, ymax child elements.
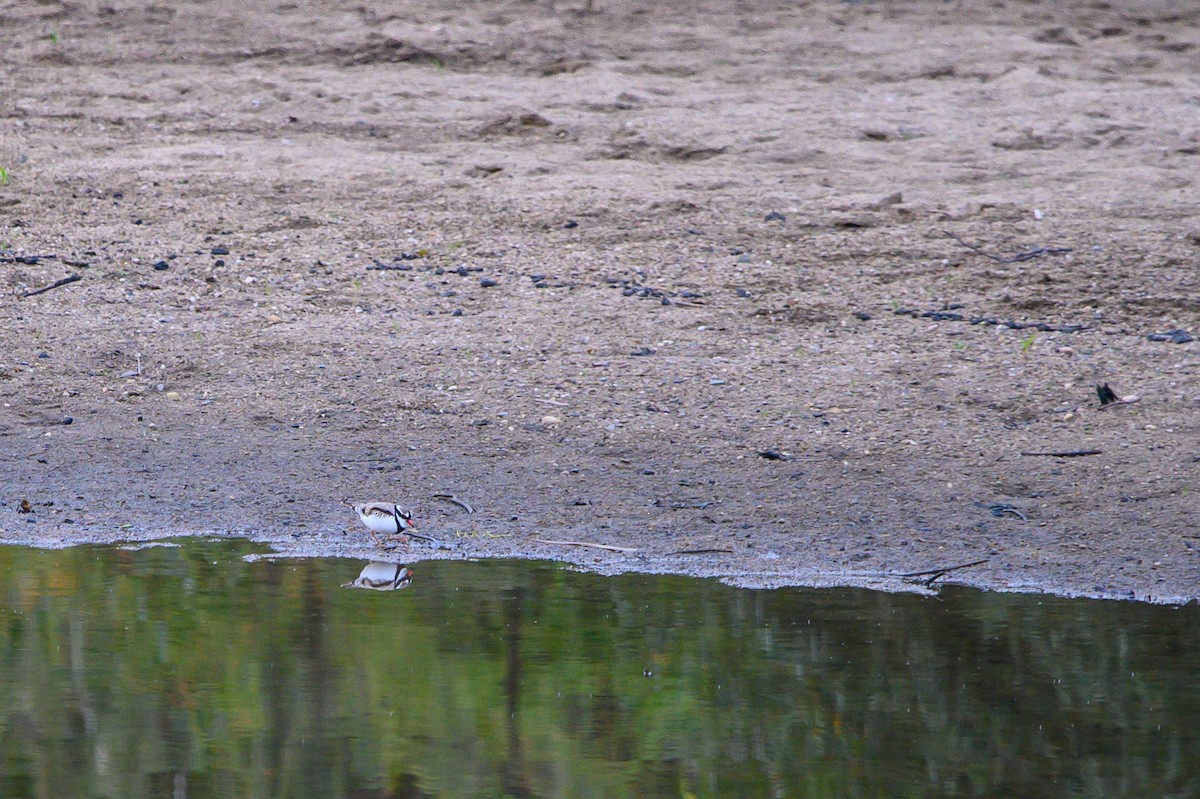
<box><xmin>669</xmin><ymin>548</ymin><xmax>734</xmax><ymax>555</ymax></box>
<box><xmin>899</xmin><ymin>558</ymin><xmax>988</xmax><ymax>587</ymax></box>
<box><xmin>394</xmin><ymin>530</ymin><xmax>438</xmax><ymax>543</ymax></box>
<box><xmin>433</xmin><ymin>493</ymin><xmax>476</xmax><ymax>514</ymax></box>
<box><xmin>534</xmin><ymin>538</ymin><xmax>638</xmax><ymax>554</ymax></box>
<box><xmin>1096</xmin><ymin>398</ymin><xmax>1140</xmax><ymax>411</ymax></box>
<box><xmin>21</xmin><ymin>274</ymin><xmax>82</xmax><ymax>298</ymax></box>
<box><xmin>1020</xmin><ymin>449</ymin><xmax>1102</xmax><ymax>458</ymax></box>
<box><xmin>981</xmin><ymin>502</ymin><xmax>1028</xmax><ymax>522</ymax></box>
<box><xmin>944</xmin><ymin>232</ymin><xmax>1072</xmax><ymax>263</ymax></box>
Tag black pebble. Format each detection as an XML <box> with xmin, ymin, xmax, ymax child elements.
<box><xmin>62</xmin><ymin>417</ymin><xmax>73</xmax><ymax>425</ymax></box>
<box><xmin>763</xmin><ymin>211</ymin><xmax>786</xmax><ymax>222</ymax></box>
<box><xmin>563</xmin><ymin>220</ymin><xmax>578</xmax><ymax>229</ymax></box>
<box><xmin>480</xmin><ymin>278</ymin><xmax>498</xmax><ymax>287</ymax></box>
<box><xmin>854</xmin><ymin>311</ymin><xmax>872</xmax><ymax>321</ymax></box>
<box><xmin>214</xmin><ymin>259</ymin><xmax>225</xmax><ymax>267</ymax></box>
<box><xmin>452</xmin><ymin>308</ymin><xmax>463</xmax><ymax>316</ymax></box>
<box><xmin>211</xmin><ymin>247</ymin><xmax>230</xmax><ymax>256</ymax></box>
<box><xmin>153</xmin><ymin>260</ymin><xmax>170</xmax><ymax>271</ymax></box>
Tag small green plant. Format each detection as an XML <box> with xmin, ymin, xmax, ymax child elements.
<box><xmin>46</xmin><ymin>31</ymin><xmax>59</xmax><ymax>43</ymax></box>
<box><xmin>952</xmin><ymin>340</ymin><xmax>966</xmax><ymax>350</ymax></box>
<box><xmin>1021</xmin><ymin>333</ymin><xmax>1036</xmax><ymax>353</ymax></box>
<box><xmin>0</xmin><ymin>166</ymin><xmax>8</xmax><ymax>186</ymax></box>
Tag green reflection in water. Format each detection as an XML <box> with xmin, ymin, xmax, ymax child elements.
<box><xmin>0</xmin><ymin>539</ymin><xmax>1197</xmax><ymax>799</ymax></box>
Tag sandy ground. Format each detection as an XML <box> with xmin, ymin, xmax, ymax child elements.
<box><xmin>1</xmin><ymin>0</ymin><xmax>1198</xmax><ymax>602</ymax></box>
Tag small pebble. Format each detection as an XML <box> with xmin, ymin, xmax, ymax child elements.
<box><xmin>452</xmin><ymin>308</ymin><xmax>463</xmax><ymax>316</ymax></box>
<box><xmin>62</xmin><ymin>416</ymin><xmax>73</xmax><ymax>425</ymax></box>
<box><xmin>763</xmin><ymin>210</ymin><xmax>786</xmax><ymax>222</ymax></box>
<box><xmin>211</xmin><ymin>247</ymin><xmax>230</xmax><ymax>256</ymax></box>
<box><xmin>480</xmin><ymin>278</ymin><xmax>498</xmax><ymax>288</ymax></box>
<box><xmin>153</xmin><ymin>260</ymin><xmax>169</xmax><ymax>271</ymax></box>
<box><xmin>563</xmin><ymin>220</ymin><xmax>578</xmax><ymax>229</ymax></box>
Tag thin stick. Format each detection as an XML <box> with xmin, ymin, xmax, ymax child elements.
<box><xmin>433</xmin><ymin>493</ymin><xmax>475</xmax><ymax>514</ymax></box>
<box><xmin>898</xmin><ymin>559</ymin><xmax>989</xmax><ymax>578</ymax></box>
<box><xmin>1</xmin><ymin>254</ymin><xmax>57</xmax><ymax>264</ymax></box>
<box><xmin>900</xmin><ymin>558</ymin><xmax>988</xmax><ymax>586</ymax></box>
<box><xmin>534</xmin><ymin>538</ymin><xmax>638</xmax><ymax>553</ymax></box>
<box><xmin>21</xmin><ymin>274</ymin><xmax>82</xmax><ymax>298</ymax></box>
<box><xmin>1096</xmin><ymin>397</ymin><xmax>1140</xmax><ymax>411</ymax></box>
<box><xmin>389</xmin><ymin>530</ymin><xmax>438</xmax><ymax>543</ymax></box>
<box><xmin>944</xmin><ymin>232</ymin><xmax>1072</xmax><ymax>263</ymax></box>
<box><xmin>669</xmin><ymin>548</ymin><xmax>734</xmax><ymax>555</ymax></box>
<box><xmin>1020</xmin><ymin>449</ymin><xmax>1102</xmax><ymax>457</ymax></box>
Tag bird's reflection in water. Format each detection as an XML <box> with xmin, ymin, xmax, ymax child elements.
<box><xmin>341</xmin><ymin>562</ymin><xmax>414</xmax><ymax>591</ymax></box>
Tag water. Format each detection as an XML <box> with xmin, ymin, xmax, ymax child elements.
<box><xmin>0</xmin><ymin>540</ymin><xmax>1197</xmax><ymax>799</ymax></box>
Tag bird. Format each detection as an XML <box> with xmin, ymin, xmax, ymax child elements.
<box><xmin>351</xmin><ymin>502</ymin><xmax>417</xmax><ymax>544</ymax></box>
<box><xmin>348</xmin><ymin>501</ymin><xmax>439</xmax><ymax>546</ymax></box>
<box><xmin>342</xmin><ymin>561</ymin><xmax>414</xmax><ymax>591</ymax></box>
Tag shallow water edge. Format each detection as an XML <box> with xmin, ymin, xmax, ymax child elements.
<box><xmin>0</xmin><ymin>526</ymin><xmax>1192</xmax><ymax>606</ymax></box>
